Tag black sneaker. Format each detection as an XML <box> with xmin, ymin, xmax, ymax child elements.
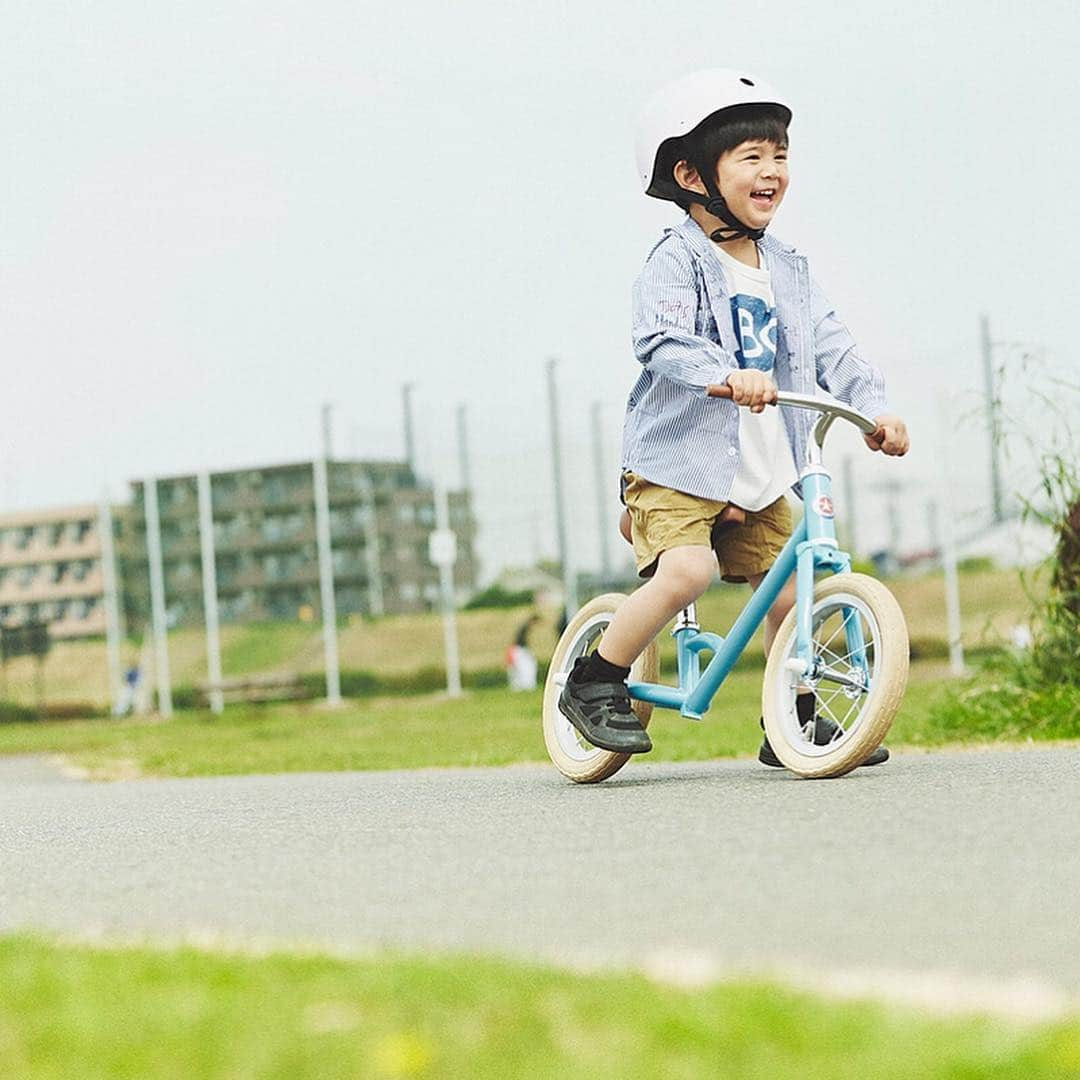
<box><xmin>758</xmin><ymin>714</ymin><xmax>889</xmax><ymax>768</ymax></box>
<box><xmin>558</xmin><ymin>658</ymin><xmax>652</xmax><ymax>754</ymax></box>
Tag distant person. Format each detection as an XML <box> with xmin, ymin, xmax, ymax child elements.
<box><xmin>505</xmin><ymin>614</ymin><xmax>540</xmax><ymax>691</ymax></box>
<box><xmin>115</xmin><ymin>664</ymin><xmax>141</xmax><ymax>716</ymax></box>
<box><xmin>558</xmin><ymin>69</ymin><xmax>908</xmax><ymax>764</ymax></box>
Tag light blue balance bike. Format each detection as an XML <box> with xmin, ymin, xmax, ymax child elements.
<box><xmin>542</xmin><ymin>388</ymin><xmax>909</xmax><ymax>783</ymax></box>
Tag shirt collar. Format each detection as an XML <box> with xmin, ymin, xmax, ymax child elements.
<box><xmin>671</xmin><ymin>214</ymin><xmax>799</xmax><ymax>261</ymax></box>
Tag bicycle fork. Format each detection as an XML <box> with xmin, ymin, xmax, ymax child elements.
<box><xmin>793</xmin><ymin>468</ymin><xmax>870</xmax><ymax>688</ymax></box>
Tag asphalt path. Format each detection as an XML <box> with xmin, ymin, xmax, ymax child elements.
<box><xmin>2</xmin><ymin>749</ymin><xmax>1079</xmax><ymax>1006</ymax></box>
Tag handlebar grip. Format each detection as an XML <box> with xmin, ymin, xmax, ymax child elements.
<box><xmin>705</xmin><ymin>383</ymin><xmax>734</xmax><ymax>399</ymax></box>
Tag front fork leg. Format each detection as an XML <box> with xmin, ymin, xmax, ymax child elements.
<box><xmin>794</xmin><ymin>544</ymin><xmax>816</xmax><ymax>677</ymax></box>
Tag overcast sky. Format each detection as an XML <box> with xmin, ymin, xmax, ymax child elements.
<box><xmin>4</xmin><ymin>1</ymin><xmax>1078</xmax><ymax>579</ymax></box>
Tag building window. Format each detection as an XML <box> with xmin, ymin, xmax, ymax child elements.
<box><xmin>66</xmin><ymin>520</ymin><xmax>92</xmax><ymax>544</ymax></box>
<box><xmin>15</xmin><ymin>527</ymin><xmax>33</xmax><ymax>550</ymax></box>
<box><xmin>18</xmin><ymin>565</ymin><xmax>37</xmax><ymax>588</ymax></box>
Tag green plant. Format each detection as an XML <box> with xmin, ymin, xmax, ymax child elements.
<box><xmin>463</xmin><ymin>584</ymin><xmax>534</xmax><ymax>610</ymax></box>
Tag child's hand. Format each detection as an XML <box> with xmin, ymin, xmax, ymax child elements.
<box><xmin>725</xmin><ymin>370</ymin><xmax>777</xmax><ymax>413</ymax></box>
<box><xmin>865</xmin><ymin>415</ymin><xmax>909</xmax><ymax>456</ymax></box>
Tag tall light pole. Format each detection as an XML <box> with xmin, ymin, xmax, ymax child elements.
<box><xmin>321</xmin><ymin>402</ymin><xmax>334</xmax><ymax>461</ymax></box>
<box><xmin>313</xmin><ymin>455</ymin><xmax>342</xmax><ymax>706</ymax></box>
<box><xmin>546</xmin><ymin>358</ymin><xmax>577</xmax><ymax>616</ymax></box>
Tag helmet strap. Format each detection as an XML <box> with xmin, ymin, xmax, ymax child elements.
<box><xmin>689</xmin><ymin>167</ymin><xmax>766</xmax><ymax>243</ymax></box>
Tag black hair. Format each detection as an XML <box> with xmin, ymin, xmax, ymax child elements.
<box><xmin>668</xmin><ymin>104</ymin><xmax>790</xmax><ymax>211</ymax></box>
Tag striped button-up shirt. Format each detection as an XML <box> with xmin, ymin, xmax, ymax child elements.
<box><xmin>622</xmin><ymin>216</ymin><xmax>890</xmax><ymax>502</ymax></box>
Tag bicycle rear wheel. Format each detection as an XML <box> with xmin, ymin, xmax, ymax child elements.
<box><xmin>762</xmin><ymin>573</ymin><xmax>908</xmax><ymax>778</ymax></box>
<box><xmin>542</xmin><ymin>593</ymin><xmax>659</xmax><ymax>784</ymax></box>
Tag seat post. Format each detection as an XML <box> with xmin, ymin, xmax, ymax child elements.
<box><xmin>672</xmin><ymin>604</ymin><xmax>699</xmax><ymax>634</ymax></box>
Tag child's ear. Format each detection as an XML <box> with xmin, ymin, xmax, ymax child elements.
<box><xmin>672</xmin><ymin>160</ymin><xmax>706</xmax><ymax>197</ymax></box>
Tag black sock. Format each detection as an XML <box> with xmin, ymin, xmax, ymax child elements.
<box><xmin>573</xmin><ymin>650</ymin><xmax>631</xmax><ymax>685</ymax></box>
<box><xmin>796</xmin><ymin>694</ymin><xmax>815</xmax><ymax>724</ymax></box>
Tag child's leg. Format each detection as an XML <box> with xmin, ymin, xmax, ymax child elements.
<box><xmin>557</xmin><ymin>544</ymin><xmax>715</xmax><ymax>754</ymax></box>
<box><xmin>748</xmin><ymin>570</ymin><xmax>796</xmax><ymax>657</ymax></box>
<box><xmin>593</xmin><ymin>545</ymin><xmax>717</xmax><ymax>667</ymax></box>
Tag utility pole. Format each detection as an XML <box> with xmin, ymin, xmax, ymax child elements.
<box><xmin>546</xmin><ymin>358</ymin><xmax>577</xmax><ymax>616</ymax></box>
<box><xmin>313</xmin><ymin>456</ymin><xmax>342</xmax><ymax>706</ymax></box>
<box><xmin>402</xmin><ymin>383</ymin><xmax>416</xmax><ymax>478</ymax></box>
<box><xmin>142</xmin><ymin>478</ymin><xmax>172</xmax><ymax>718</ymax></box>
<box><xmin>981</xmin><ymin>314</ymin><xmax>1004</xmax><ymax>525</ymax></box>
<box><xmin>197</xmin><ymin>472</ymin><xmax>224</xmax><ymax>715</ymax></box>
<box><xmin>590</xmin><ymin>401</ymin><xmax>612</xmax><ymax>581</ymax></box>
<box><xmin>321</xmin><ymin>402</ymin><xmax>334</xmax><ymax>461</ymax></box>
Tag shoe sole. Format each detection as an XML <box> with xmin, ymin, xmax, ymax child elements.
<box><xmin>557</xmin><ymin>695</ymin><xmax>652</xmax><ymax>755</ymax></box>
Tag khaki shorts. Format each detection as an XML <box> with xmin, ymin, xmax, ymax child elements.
<box><xmin>622</xmin><ymin>471</ymin><xmax>793</xmax><ymax>583</ymax></box>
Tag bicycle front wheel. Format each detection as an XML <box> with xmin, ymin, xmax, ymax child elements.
<box><xmin>762</xmin><ymin>573</ymin><xmax>908</xmax><ymax>778</ymax></box>
<box><xmin>542</xmin><ymin>593</ymin><xmax>659</xmax><ymax>784</ymax></box>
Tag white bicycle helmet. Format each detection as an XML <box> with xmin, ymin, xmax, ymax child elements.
<box><xmin>635</xmin><ymin>69</ymin><xmax>792</xmax><ymax>240</ymax></box>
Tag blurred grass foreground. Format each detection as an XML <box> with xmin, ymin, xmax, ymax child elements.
<box><xmin>2</xmin><ymin>935</ymin><xmax>1079</xmax><ymax>1080</ymax></box>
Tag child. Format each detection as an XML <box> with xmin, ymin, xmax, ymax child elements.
<box><xmin>559</xmin><ymin>69</ymin><xmax>909</xmax><ymax>764</ymax></box>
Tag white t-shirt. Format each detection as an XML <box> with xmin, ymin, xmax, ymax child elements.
<box><xmin>709</xmin><ymin>241</ymin><xmax>798</xmax><ymax>510</ymax></box>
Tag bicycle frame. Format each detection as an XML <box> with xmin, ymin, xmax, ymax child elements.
<box><xmin>627</xmin><ymin>394</ymin><xmax>875</xmax><ymax>721</ymax></box>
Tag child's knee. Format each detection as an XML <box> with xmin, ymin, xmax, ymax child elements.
<box><xmin>655</xmin><ymin>546</ymin><xmax>715</xmax><ymax>603</ymax></box>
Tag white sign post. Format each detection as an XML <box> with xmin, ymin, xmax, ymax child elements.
<box><xmin>431</xmin><ymin>480</ymin><xmax>461</xmax><ymax>697</ymax></box>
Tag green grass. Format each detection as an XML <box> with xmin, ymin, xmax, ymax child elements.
<box><xmin>1</xmin><ymin>935</ymin><xmax>1078</xmax><ymax>1079</ymax></box>
<box><xmin>0</xmin><ymin>566</ymin><xmax>1041</xmax><ymax>711</ymax></box>
<box><xmin>0</xmin><ymin>661</ymin><xmax>1036</xmax><ymax>781</ymax></box>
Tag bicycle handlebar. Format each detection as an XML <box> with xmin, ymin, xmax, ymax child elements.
<box><xmin>705</xmin><ymin>383</ymin><xmax>885</xmax><ymax>456</ymax></box>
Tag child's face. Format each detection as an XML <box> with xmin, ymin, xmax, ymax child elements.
<box><xmin>714</xmin><ymin>139</ymin><xmax>788</xmax><ymax>231</ymax></box>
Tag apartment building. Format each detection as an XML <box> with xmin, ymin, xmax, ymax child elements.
<box><xmin>0</xmin><ymin>504</ymin><xmax>113</xmax><ymax>639</ymax></box>
<box><xmin>119</xmin><ymin>459</ymin><xmax>477</xmax><ymax>629</ymax></box>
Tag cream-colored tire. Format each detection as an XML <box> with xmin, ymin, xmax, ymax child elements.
<box><xmin>762</xmin><ymin>573</ymin><xmax>908</xmax><ymax>778</ymax></box>
<box><xmin>542</xmin><ymin>593</ymin><xmax>659</xmax><ymax>784</ymax></box>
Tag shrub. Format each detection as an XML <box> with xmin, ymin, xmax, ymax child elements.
<box><xmin>463</xmin><ymin>585</ymin><xmax>534</xmax><ymax>610</ymax></box>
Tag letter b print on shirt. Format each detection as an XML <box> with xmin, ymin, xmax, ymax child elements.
<box><xmin>732</xmin><ymin>294</ymin><xmax>778</xmax><ymax>372</ymax></box>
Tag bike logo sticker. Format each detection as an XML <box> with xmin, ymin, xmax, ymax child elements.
<box><xmin>813</xmin><ymin>495</ymin><xmax>835</xmax><ymax>518</ymax></box>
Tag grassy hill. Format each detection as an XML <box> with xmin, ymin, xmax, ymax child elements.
<box><xmin>1</xmin><ymin>565</ymin><xmax>1042</xmax><ymax>711</ymax></box>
